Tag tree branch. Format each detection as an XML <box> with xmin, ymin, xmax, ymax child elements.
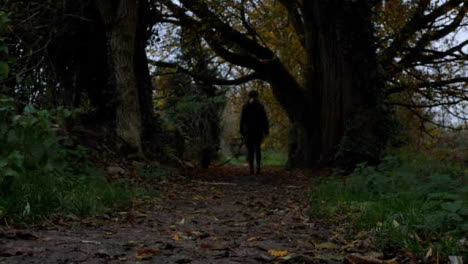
<box><xmin>380</xmin><ymin>0</ymin><xmax>463</xmax><ymax>69</ymax></box>
<box><xmin>177</xmin><ymin>0</ymin><xmax>275</xmax><ymax>60</ymax></box>
<box><xmin>278</xmin><ymin>0</ymin><xmax>305</xmax><ymax>48</ymax></box>
<box><xmin>398</xmin><ymin>2</ymin><xmax>468</xmax><ymax>68</ymax></box>
<box><xmin>150</xmin><ymin>60</ymin><xmax>260</xmax><ymax>86</ymax></box>
<box><xmin>159</xmin><ymin>0</ymin><xmax>265</xmax><ymax>70</ymax></box>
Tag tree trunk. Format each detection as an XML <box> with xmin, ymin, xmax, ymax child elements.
<box><xmin>135</xmin><ymin>1</ymin><xmax>161</xmax><ymax>156</ymax></box>
<box><xmin>265</xmin><ymin>1</ymin><xmax>384</xmax><ymax>168</ymax></box>
<box><xmin>96</xmin><ymin>0</ymin><xmax>143</xmax><ymax>154</ymax></box>
<box><xmin>304</xmin><ymin>0</ymin><xmax>383</xmax><ymax>167</ymax></box>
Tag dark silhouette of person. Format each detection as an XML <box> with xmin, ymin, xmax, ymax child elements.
<box><xmin>240</xmin><ymin>90</ymin><xmax>269</xmax><ymax>175</ymax></box>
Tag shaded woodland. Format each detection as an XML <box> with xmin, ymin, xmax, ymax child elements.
<box><xmin>0</xmin><ymin>0</ymin><xmax>467</xmax><ymax>262</ymax></box>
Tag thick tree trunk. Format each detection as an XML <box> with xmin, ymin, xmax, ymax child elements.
<box><xmin>135</xmin><ymin>1</ymin><xmax>161</xmax><ymax>156</ymax></box>
<box><xmin>305</xmin><ymin>0</ymin><xmax>383</xmax><ymax>166</ymax></box>
<box><xmin>266</xmin><ymin>0</ymin><xmax>384</xmax><ymax>168</ymax></box>
<box><xmin>96</xmin><ymin>0</ymin><xmax>143</xmax><ymax>154</ymax></box>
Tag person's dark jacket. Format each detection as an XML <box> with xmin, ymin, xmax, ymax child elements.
<box><xmin>240</xmin><ymin>100</ymin><xmax>269</xmax><ymax>140</ymax></box>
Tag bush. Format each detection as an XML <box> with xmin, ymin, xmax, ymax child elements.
<box><xmin>0</xmin><ymin>12</ymin><xmax>133</xmax><ymax>222</ymax></box>
<box><xmin>309</xmin><ymin>153</ymin><xmax>468</xmax><ymax>258</ymax></box>
<box><xmin>0</xmin><ymin>96</ymin><xmax>133</xmax><ymax>222</ymax></box>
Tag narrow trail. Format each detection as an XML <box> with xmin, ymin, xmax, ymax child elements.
<box><xmin>0</xmin><ymin>166</ymin><xmax>351</xmax><ymax>264</ymax></box>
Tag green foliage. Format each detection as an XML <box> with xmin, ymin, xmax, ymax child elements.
<box><xmin>335</xmin><ymin>106</ymin><xmax>403</xmax><ymax>170</ymax></box>
<box><xmin>160</xmin><ymin>74</ymin><xmax>226</xmax><ymax>165</ymax></box>
<box><xmin>261</xmin><ymin>151</ymin><xmax>287</xmax><ymax>167</ymax></box>
<box><xmin>136</xmin><ymin>161</ymin><xmax>177</xmax><ymax>181</ymax></box>
<box><xmin>222</xmin><ymin>151</ymin><xmax>287</xmax><ymax>167</ymax></box>
<box><xmin>0</xmin><ymin>96</ymin><xmax>132</xmax><ymax>221</ymax></box>
<box><xmin>309</xmin><ymin>153</ymin><xmax>468</xmax><ymax>258</ymax></box>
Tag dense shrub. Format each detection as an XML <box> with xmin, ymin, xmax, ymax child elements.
<box><xmin>310</xmin><ymin>153</ymin><xmax>468</xmax><ymax>258</ymax></box>
<box><xmin>0</xmin><ymin>14</ymin><xmax>132</xmax><ymax>222</ymax></box>
<box><xmin>0</xmin><ymin>96</ymin><xmax>134</xmax><ymax>221</ymax></box>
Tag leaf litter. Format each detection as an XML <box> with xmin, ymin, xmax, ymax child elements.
<box><xmin>0</xmin><ymin>166</ymin><xmax>396</xmax><ymax>263</ymax></box>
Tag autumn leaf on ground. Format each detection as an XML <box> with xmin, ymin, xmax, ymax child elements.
<box><xmin>135</xmin><ymin>249</ymin><xmax>158</xmax><ymax>260</ymax></box>
<box><xmin>177</xmin><ymin>218</ymin><xmax>185</xmax><ymax>225</ymax></box>
<box><xmin>172</xmin><ymin>233</ymin><xmax>181</xmax><ymax>241</ymax></box>
<box><xmin>200</xmin><ymin>243</ymin><xmax>229</xmax><ymax>250</ymax></box>
<box><xmin>268</xmin><ymin>249</ymin><xmax>288</xmax><ymax>257</ymax></box>
<box><xmin>193</xmin><ymin>195</ymin><xmax>204</xmax><ymax>200</ymax></box>
<box><xmin>247</xmin><ymin>236</ymin><xmax>262</xmax><ymax>242</ymax></box>
<box><xmin>81</xmin><ymin>240</ymin><xmax>101</xmax><ymax>245</ymax></box>
<box><xmin>315</xmin><ymin>241</ymin><xmax>338</xmax><ymax>249</ymax></box>
<box><xmin>134</xmin><ymin>211</ymin><xmax>148</xmax><ymax>218</ymax></box>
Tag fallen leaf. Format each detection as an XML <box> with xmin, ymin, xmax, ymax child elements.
<box><xmin>315</xmin><ymin>241</ymin><xmax>338</xmax><ymax>249</ymax></box>
<box><xmin>178</xmin><ymin>218</ymin><xmax>185</xmax><ymax>225</ymax></box>
<box><xmin>136</xmin><ymin>249</ymin><xmax>158</xmax><ymax>260</ymax></box>
<box><xmin>134</xmin><ymin>211</ymin><xmax>148</xmax><ymax>218</ymax></box>
<box><xmin>268</xmin><ymin>249</ymin><xmax>288</xmax><ymax>257</ymax></box>
<box><xmin>193</xmin><ymin>195</ymin><xmax>204</xmax><ymax>200</ymax></box>
<box><xmin>137</xmin><ymin>249</ymin><xmax>159</xmax><ymax>255</ymax></box>
<box><xmin>425</xmin><ymin>247</ymin><xmax>433</xmax><ymax>259</ymax></box>
<box><xmin>125</xmin><ymin>240</ymin><xmax>140</xmax><ymax>246</ymax></box>
<box><xmin>191</xmin><ymin>231</ymin><xmax>209</xmax><ymax>239</ymax></box>
<box><xmin>172</xmin><ymin>233</ymin><xmax>181</xmax><ymax>241</ymax></box>
<box><xmin>127</xmin><ymin>214</ymin><xmax>136</xmax><ymax>224</ymax></box>
<box><xmin>383</xmin><ymin>259</ymin><xmax>398</xmax><ymax>264</ymax></box>
<box><xmin>81</xmin><ymin>240</ymin><xmax>101</xmax><ymax>245</ymax></box>
<box><xmin>95</xmin><ymin>250</ymin><xmax>110</xmax><ymax>258</ymax></box>
<box><xmin>247</xmin><ymin>236</ymin><xmax>262</xmax><ymax>242</ymax></box>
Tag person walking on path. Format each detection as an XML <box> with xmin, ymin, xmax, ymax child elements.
<box><xmin>240</xmin><ymin>90</ymin><xmax>269</xmax><ymax>175</ymax></box>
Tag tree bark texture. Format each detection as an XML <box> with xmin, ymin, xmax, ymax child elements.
<box><xmin>274</xmin><ymin>0</ymin><xmax>383</xmax><ymax>167</ymax></box>
<box><xmin>96</xmin><ymin>0</ymin><xmax>143</xmax><ymax>154</ymax></box>
<box><xmin>135</xmin><ymin>1</ymin><xmax>161</xmax><ymax>155</ymax></box>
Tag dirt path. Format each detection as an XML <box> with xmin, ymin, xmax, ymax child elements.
<box><xmin>0</xmin><ymin>166</ymin><xmax>350</xmax><ymax>263</ymax></box>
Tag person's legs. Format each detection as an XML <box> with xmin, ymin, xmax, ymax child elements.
<box><xmin>246</xmin><ymin>139</ymin><xmax>255</xmax><ymax>175</ymax></box>
<box><xmin>255</xmin><ymin>140</ymin><xmax>262</xmax><ymax>174</ymax></box>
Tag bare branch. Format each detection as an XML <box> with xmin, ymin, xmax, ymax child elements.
<box><xmin>381</xmin><ymin>0</ymin><xmax>464</xmax><ymax>69</ymax></box>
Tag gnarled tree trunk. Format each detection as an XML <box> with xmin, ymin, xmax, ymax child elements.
<box><xmin>307</xmin><ymin>0</ymin><xmax>379</xmax><ymax>166</ymax></box>
<box><xmin>275</xmin><ymin>0</ymin><xmax>384</xmax><ymax>168</ymax></box>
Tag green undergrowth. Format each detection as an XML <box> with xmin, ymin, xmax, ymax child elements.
<box><xmin>222</xmin><ymin>150</ymin><xmax>287</xmax><ymax>167</ymax></box>
<box><xmin>0</xmin><ymin>96</ymin><xmax>137</xmax><ymax>223</ymax></box>
<box><xmin>136</xmin><ymin>161</ymin><xmax>178</xmax><ymax>181</ymax></box>
<box><xmin>309</xmin><ymin>153</ymin><xmax>468</xmax><ymax>258</ymax></box>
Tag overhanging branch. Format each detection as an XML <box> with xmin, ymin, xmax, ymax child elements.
<box><xmin>150</xmin><ymin>60</ymin><xmax>260</xmax><ymax>86</ymax></box>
